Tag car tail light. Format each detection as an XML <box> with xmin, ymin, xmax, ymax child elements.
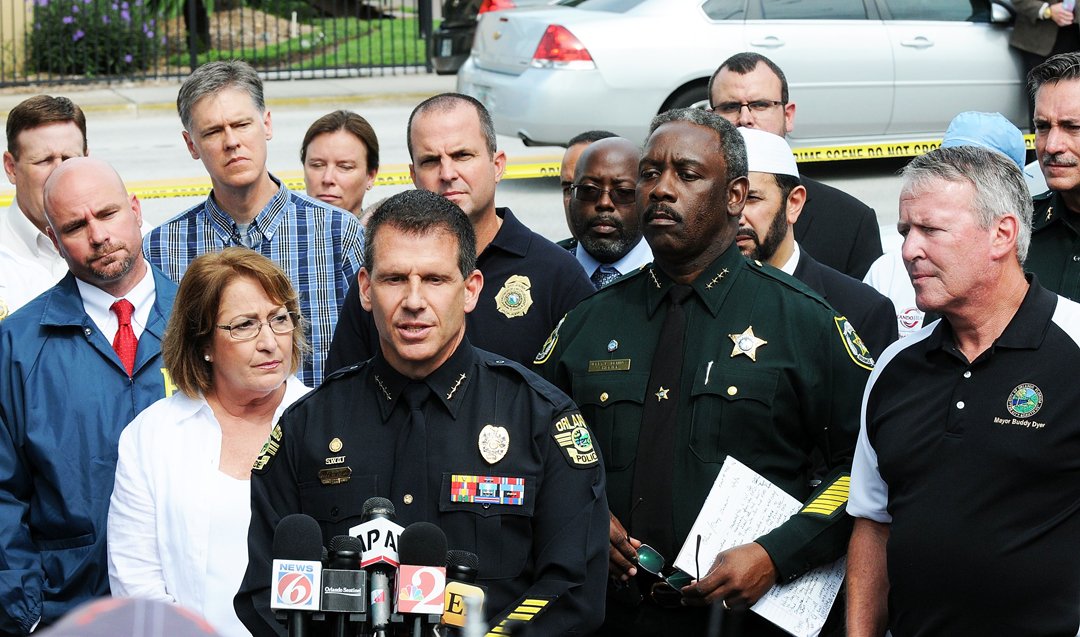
<box><xmin>531</xmin><ymin>24</ymin><xmax>596</xmax><ymax>70</ymax></box>
<box><xmin>479</xmin><ymin>0</ymin><xmax>516</xmax><ymax>13</ymax></box>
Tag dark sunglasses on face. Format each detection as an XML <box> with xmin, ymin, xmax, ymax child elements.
<box><xmin>571</xmin><ymin>183</ymin><xmax>637</xmax><ymax>206</ymax></box>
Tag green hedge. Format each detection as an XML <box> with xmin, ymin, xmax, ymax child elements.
<box><xmin>30</xmin><ymin>0</ymin><xmax>161</xmax><ymax>75</ymax></box>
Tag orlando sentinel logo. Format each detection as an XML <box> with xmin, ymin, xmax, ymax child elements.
<box><xmin>276</xmin><ymin>571</ymin><xmax>315</xmax><ymax>606</ymax></box>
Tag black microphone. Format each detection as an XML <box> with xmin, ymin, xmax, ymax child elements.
<box><xmin>442</xmin><ymin>550</ymin><xmax>486</xmax><ymax>636</ymax></box>
<box><xmin>323</xmin><ymin>535</ymin><xmax>367</xmax><ymax>637</ymax></box>
<box><xmin>396</xmin><ymin>522</ymin><xmax>448</xmax><ymax>637</ymax></box>
<box><xmin>356</xmin><ymin>497</ymin><xmax>403</xmax><ymax>637</ymax></box>
<box><xmin>270</xmin><ymin>514</ymin><xmax>324</xmax><ymax>637</ymax></box>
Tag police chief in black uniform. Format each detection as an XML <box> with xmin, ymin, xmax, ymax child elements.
<box><xmin>235</xmin><ymin>190</ymin><xmax>608</xmax><ymax>636</ymax></box>
<box><xmin>326</xmin><ymin>93</ymin><xmax>594</xmax><ymax>372</ymax></box>
<box><xmin>537</xmin><ymin>109</ymin><xmax>869</xmax><ymax>636</ymax></box>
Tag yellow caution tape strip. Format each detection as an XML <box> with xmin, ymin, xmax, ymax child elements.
<box><xmin>0</xmin><ymin>134</ymin><xmax>1035</xmax><ymax>206</ymax></box>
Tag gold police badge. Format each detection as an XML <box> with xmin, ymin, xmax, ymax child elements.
<box><xmin>478</xmin><ymin>424</ymin><xmax>510</xmax><ymax>464</ymax></box>
<box><xmin>496</xmin><ymin>275</ymin><xmax>533</xmax><ymax>318</ymax></box>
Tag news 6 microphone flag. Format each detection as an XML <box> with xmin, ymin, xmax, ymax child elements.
<box><xmin>271</xmin><ymin>514</ymin><xmax>323</xmax><ymax>612</ymax></box>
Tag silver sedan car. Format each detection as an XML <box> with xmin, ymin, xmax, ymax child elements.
<box><xmin>457</xmin><ymin>0</ymin><xmax>1028</xmax><ymax>150</ymax></box>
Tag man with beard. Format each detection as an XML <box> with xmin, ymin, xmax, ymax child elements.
<box><xmin>561</xmin><ymin>137</ymin><xmax>653</xmax><ymax>288</ymax></box>
<box><xmin>0</xmin><ymin>158</ymin><xmax>177</xmax><ymax>633</ymax></box>
<box><xmin>737</xmin><ymin>128</ymin><xmax>896</xmax><ymax>358</ymax></box>
<box><xmin>1025</xmin><ymin>52</ymin><xmax>1080</xmax><ymax>301</ymax></box>
<box><xmin>536</xmin><ymin>109</ymin><xmax>869</xmax><ymax>636</ymax></box>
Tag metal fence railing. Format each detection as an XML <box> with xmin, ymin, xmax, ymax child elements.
<box><xmin>0</xmin><ymin>0</ymin><xmax>433</xmax><ymax>86</ymax></box>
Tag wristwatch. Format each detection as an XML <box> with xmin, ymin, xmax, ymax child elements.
<box><xmin>1041</xmin><ymin>2</ymin><xmax>1052</xmax><ymax>19</ymax></box>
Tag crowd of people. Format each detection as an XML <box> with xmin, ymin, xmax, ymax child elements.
<box><xmin>0</xmin><ymin>42</ymin><xmax>1079</xmax><ymax>637</ymax></box>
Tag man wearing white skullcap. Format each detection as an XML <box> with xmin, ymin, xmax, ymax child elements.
<box><xmin>737</xmin><ymin>127</ymin><xmax>898</xmax><ymax>358</ymax></box>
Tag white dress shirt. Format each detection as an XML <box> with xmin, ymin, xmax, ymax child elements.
<box><xmin>574</xmin><ymin>236</ymin><xmax>653</xmax><ymax>280</ymax></box>
<box><xmin>108</xmin><ymin>377</ymin><xmax>311</xmax><ymax>637</ymax></box>
<box><xmin>0</xmin><ymin>248</ymin><xmax>48</xmax><ymax>321</ymax></box>
<box><xmin>0</xmin><ymin>202</ymin><xmax>66</xmax><ymax>314</ymax></box>
<box><xmin>75</xmin><ymin>261</ymin><xmax>155</xmax><ymax>341</ymax></box>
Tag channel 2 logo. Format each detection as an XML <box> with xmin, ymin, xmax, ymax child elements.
<box><xmin>276</xmin><ymin>572</ymin><xmax>315</xmax><ymax>606</ymax></box>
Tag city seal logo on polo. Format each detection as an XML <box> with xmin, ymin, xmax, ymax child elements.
<box><xmin>552</xmin><ymin>413</ymin><xmax>598</xmax><ymax>468</ymax></box>
<box><xmin>1007</xmin><ymin>383</ymin><xmax>1044</xmax><ymax>418</ymax></box>
<box><xmin>252</xmin><ymin>423</ymin><xmax>283</xmax><ymax>473</ymax></box>
<box><xmin>835</xmin><ymin>317</ymin><xmax>874</xmax><ymax>370</ymax></box>
<box><xmin>478</xmin><ymin>424</ymin><xmax>510</xmax><ymax>464</ymax></box>
<box><xmin>496</xmin><ymin>274</ymin><xmax>533</xmax><ymax>318</ymax></box>
<box><xmin>533</xmin><ymin>314</ymin><xmax>565</xmax><ymax>365</ymax></box>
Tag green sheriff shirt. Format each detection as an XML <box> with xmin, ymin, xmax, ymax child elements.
<box><xmin>535</xmin><ymin>242</ymin><xmax>871</xmax><ymax>581</ymax></box>
<box><xmin>1028</xmin><ymin>190</ymin><xmax>1080</xmax><ymax>302</ymax></box>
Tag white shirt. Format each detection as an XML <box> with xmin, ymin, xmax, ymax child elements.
<box><xmin>0</xmin><ymin>248</ymin><xmax>48</xmax><ymax>321</ymax></box>
<box><xmin>75</xmin><ymin>261</ymin><xmax>155</xmax><ymax>341</ymax></box>
<box><xmin>776</xmin><ymin>242</ymin><xmax>801</xmax><ymax>276</ymax></box>
<box><xmin>108</xmin><ymin>377</ymin><xmax>311</xmax><ymax>637</ymax></box>
<box><xmin>863</xmin><ymin>250</ymin><xmax>927</xmax><ymax>338</ymax></box>
<box><xmin>574</xmin><ymin>237</ymin><xmax>653</xmax><ymax>280</ymax></box>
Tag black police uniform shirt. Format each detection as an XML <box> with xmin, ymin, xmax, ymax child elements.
<box><xmin>235</xmin><ymin>338</ymin><xmax>609</xmax><ymax>637</ymax></box>
<box><xmin>849</xmin><ymin>277</ymin><xmax>1080</xmax><ymax>636</ymax></box>
<box><xmin>1028</xmin><ymin>190</ymin><xmax>1080</xmax><ymax>301</ymax></box>
<box><xmin>536</xmin><ymin>243</ymin><xmax>871</xmax><ymax>584</ymax></box>
<box><xmin>325</xmin><ymin>208</ymin><xmax>595</xmax><ymax>372</ymax></box>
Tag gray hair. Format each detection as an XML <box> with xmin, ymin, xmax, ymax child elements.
<box><xmin>900</xmin><ymin>146</ymin><xmax>1032</xmax><ymax>264</ymax></box>
<box><xmin>647</xmin><ymin>108</ymin><xmax>748</xmax><ymax>181</ymax></box>
<box><xmin>177</xmin><ymin>61</ymin><xmax>265</xmax><ymax>132</ymax></box>
<box><xmin>1027</xmin><ymin>51</ymin><xmax>1080</xmax><ymax>98</ymax></box>
<box><xmin>407</xmin><ymin>93</ymin><xmax>497</xmax><ymax>160</ymax></box>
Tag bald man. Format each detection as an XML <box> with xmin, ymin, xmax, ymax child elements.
<box><xmin>0</xmin><ymin>158</ymin><xmax>177</xmax><ymax>633</ymax></box>
<box><xmin>561</xmin><ymin>137</ymin><xmax>653</xmax><ymax>288</ymax></box>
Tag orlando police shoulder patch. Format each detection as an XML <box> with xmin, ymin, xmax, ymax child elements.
<box><xmin>252</xmin><ymin>423</ymin><xmax>283</xmax><ymax>474</ymax></box>
<box><xmin>533</xmin><ymin>314</ymin><xmax>566</xmax><ymax>365</ymax></box>
<box><xmin>551</xmin><ymin>412</ymin><xmax>599</xmax><ymax>469</ymax></box>
<box><xmin>834</xmin><ymin>316</ymin><xmax>874</xmax><ymax>370</ymax></box>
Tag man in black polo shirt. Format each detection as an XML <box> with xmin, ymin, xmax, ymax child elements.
<box><xmin>847</xmin><ymin>146</ymin><xmax>1080</xmax><ymax>636</ymax></box>
<box><xmin>327</xmin><ymin>93</ymin><xmax>594</xmax><ymax>370</ymax></box>
<box><xmin>1028</xmin><ymin>52</ymin><xmax>1080</xmax><ymax>301</ymax></box>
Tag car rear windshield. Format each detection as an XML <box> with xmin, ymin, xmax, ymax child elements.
<box><xmin>553</xmin><ymin>0</ymin><xmax>649</xmax><ymax>11</ymax></box>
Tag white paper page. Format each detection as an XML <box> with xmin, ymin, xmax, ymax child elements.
<box><xmin>673</xmin><ymin>456</ymin><xmax>845</xmax><ymax>637</ymax></box>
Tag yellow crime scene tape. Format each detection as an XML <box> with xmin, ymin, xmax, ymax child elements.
<box><xmin>0</xmin><ymin>135</ymin><xmax>1035</xmax><ymax>207</ymax></box>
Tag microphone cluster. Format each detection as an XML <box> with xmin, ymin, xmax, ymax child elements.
<box><xmin>270</xmin><ymin>498</ymin><xmax>487</xmax><ymax>637</ymax></box>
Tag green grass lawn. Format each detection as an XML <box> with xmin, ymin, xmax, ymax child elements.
<box><xmin>166</xmin><ymin>16</ymin><xmax>433</xmax><ymax>69</ymax></box>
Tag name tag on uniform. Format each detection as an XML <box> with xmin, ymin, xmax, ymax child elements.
<box><xmin>319</xmin><ymin>467</ymin><xmax>352</xmax><ymax>485</ymax></box>
<box><xmin>450</xmin><ymin>474</ymin><xmax>524</xmax><ymax>505</ymax></box>
<box><xmin>588</xmin><ymin>359</ymin><xmax>631</xmax><ymax>372</ymax></box>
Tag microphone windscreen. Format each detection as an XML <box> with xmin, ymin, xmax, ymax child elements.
<box><xmin>362</xmin><ymin>497</ymin><xmax>396</xmax><ymax>520</ymax></box>
<box><xmin>329</xmin><ymin>535</ymin><xmax>364</xmax><ymax>554</ymax></box>
<box><xmin>445</xmin><ymin>550</ymin><xmax>479</xmax><ymax>572</ymax></box>
<box><xmin>398</xmin><ymin>522</ymin><xmax>448</xmax><ymax>566</ymax></box>
<box><xmin>272</xmin><ymin>513</ymin><xmax>323</xmax><ymax>561</ymax></box>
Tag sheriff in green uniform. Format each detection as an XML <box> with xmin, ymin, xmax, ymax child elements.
<box><xmin>536</xmin><ymin>109</ymin><xmax>871</xmax><ymax>636</ymax></box>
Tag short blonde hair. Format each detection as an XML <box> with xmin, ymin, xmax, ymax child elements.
<box><xmin>163</xmin><ymin>248</ymin><xmax>308</xmax><ymax>397</ymax></box>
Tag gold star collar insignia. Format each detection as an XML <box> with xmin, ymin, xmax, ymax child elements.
<box><xmin>655</xmin><ymin>386</ymin><xmax>670</xmax><ymax>401</ymax></box>
<box><xmin>729</xmin><ymin>326</ymin><xmax>768</xmax><ymax>362</ymax></box>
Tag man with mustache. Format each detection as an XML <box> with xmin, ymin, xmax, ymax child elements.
<box><xmin>327</xmin><ymin>93</ymin><xmax>593</xmax><ymax>370</ymax></box>
<box><xmin>143</xmin><ymin>61</ymin><xmax>364</xmax><ymax>387</ymax></box>
<box><xmin>562</xmin><ymin>137</ymin><xmax>653</xmax><ymax>288</ymax></box>
<box><xmin>0</xmin><ymin>157</ymin><xmax>178</xmax><ymax>633</ymax></box>
<box><xmin>1026</xmin><ymin>52</ymin><xmax>1080</xmax><ymax>301</ymax></box>
<box><xmin>737</xmin><ymin>127</ymin><xmax>896</xmax><ymax>358</ymax></box>
<box><xmin>537</xmin><ymin>109</ymin><xmax>869</xmax><ymax>636</ymax></box>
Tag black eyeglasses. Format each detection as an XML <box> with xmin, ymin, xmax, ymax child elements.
<box><xmin>710</xmin><ymin>100</ymin><xmax>786</xmax><ymax>115</ymax></box>
<box><xmin>571</xmin><ymin>183</ymin><xmax>637</xmax><ymax>206</ymax></box>
<box><xmin>216</xmin><ymin>311</ymin><xmax>297</xmax><ymax>341</ymax></box>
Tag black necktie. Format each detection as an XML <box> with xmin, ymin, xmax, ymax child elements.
<box><xmin>631</xmin><ymin>284</ymin><xmax>693</xmax><ymax>560</ymax></box>
<box><xmin>392</xmin><ymin>382</ymin><xmax>429</xmax><ymax>525</ymax></box>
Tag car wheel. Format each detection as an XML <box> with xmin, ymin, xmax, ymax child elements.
<box><xmin>660</xmin><ymin>83</ymin><xmax>709</xmax><ymax>113</ymax></box>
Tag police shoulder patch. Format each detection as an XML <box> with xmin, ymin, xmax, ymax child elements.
<box><xmin>533</xmin><ymin>314</ymin><xmax>566</xmax><ymax>365</ymax></box>
<box><xmin>834</xmin><ymin>316</ymin><xmax>874</xmax><ymax>370</ymax></box>
<box><xmin>551</xmin><ymin>412</ymin><xmax>598</xmax><ymax>469</ymax></box>
<box><xmin>252</xmin><ymin>423</ymin><xmax>284</xmax><ymax>474</ymax></box>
